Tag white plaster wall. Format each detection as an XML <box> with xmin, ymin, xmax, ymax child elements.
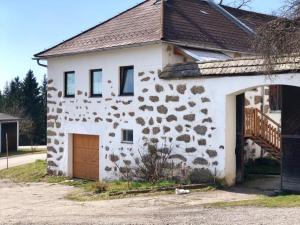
<box><xmin>46</xmin><ymin>41</ymin><xmax>300</xmax><ymax>185</ymax></box>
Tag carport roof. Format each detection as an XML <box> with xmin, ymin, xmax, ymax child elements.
<box><xmin>159</xmin><ymin>55</ymin><xmax>300</xmax><ymax>79</ymax></box>
<box><xmin>0</xmin><ymin>113</ymin><xmax>20</xmax><ymax>122</ymax></box>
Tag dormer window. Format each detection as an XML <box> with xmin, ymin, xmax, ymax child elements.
<box><xmin>120</xmin><ymin>66</ymin><xmax>134</xmax><ymax>96</ymax></box>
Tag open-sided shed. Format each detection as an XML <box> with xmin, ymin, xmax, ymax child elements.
<box><xmin>0</xmin><ymin>113</ymin><xmax>20</xmax><ymax>154</ymax></box>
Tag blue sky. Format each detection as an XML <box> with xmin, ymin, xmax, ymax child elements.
<box><xmin>0</xmin><ymin>0</ymin><xmax>284</xmax><ymax>89</ymax></box>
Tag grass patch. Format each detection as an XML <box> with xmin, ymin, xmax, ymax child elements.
<box><xmin>207</xmin><ymin>194</ymin><xmax>300</xmax><ymax>208</ymax></box>
<box><xmin>0</xmin><ymin>146</ymin><xmax>46</xmax><ymax>158</ymax></box>
<box><xmin>0</xmin><ymin>160</ymin><xmax>214</xmax><ymax>201</ymax></box>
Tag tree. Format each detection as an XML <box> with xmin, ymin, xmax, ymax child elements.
<box><xmin>218</xmin><ymin>0</ymin><xmax>254</xmax><ymax>9</ymax></box>
<box><xmin>22</xmin><ymin>70</ymin><xmax>43</xmax><ymax>145</ymax></box>
<box><xmin>253</xmin><ymin>0</ymin><xmax>300</xmax><ymax>69</ymax></box>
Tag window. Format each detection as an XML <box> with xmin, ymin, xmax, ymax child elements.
<box><xmin>122</xmin><ymin>129</ymin><xmax>133</xmax><ymax>143</ymax></box>
<box><xmin>120</xmin><ymin>66</ymin><xmax>134</xmax><ymax>96</ymax></box>
<box><xmin>90</xmin><ymin>69</ymin><xmax>102</xmax><ymax>97</ymax></box>
<box><xmin>269</xmin><ymin>85</ymin><xmax>282</xmax><ymax>111</ymax></box>
<box><xmin>64</xmin><ymin>71</ymin><xmax>75</xmax><ymax>97</ymax></box>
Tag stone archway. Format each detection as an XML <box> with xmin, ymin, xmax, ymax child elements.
<box><xmin>222</xmin><ymin>76</ymin><xmax>300</xmax><ymax>191</ymax></box>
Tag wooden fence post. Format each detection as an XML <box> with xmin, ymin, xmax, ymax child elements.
<box><xmin>6</xmin><ymin>133</ymin><xmax>8</xmax><ymax>169</ymax></box>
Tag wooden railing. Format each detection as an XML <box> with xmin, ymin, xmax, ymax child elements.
<box><xmin>245</xmin><ymin>108</ymin><xmax>281</xmax><ymax>150</ymax></box>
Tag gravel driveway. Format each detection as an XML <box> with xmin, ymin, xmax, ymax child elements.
<box><xmin>0</xmin><ymin>179</ymin><xmax>299</xmax><ymax>225</ymax></box>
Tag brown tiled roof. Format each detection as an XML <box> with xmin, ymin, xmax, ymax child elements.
<box><xmin>35</xmin><ymin>0</ymin><xmax>274</xmax><ymax>58</ymax></box>
<box><xmin>221</xmin><ymin>5</ymin><xmax>276</xmax><ymax>31</ymax></box>
<box><xmin>163</xmin><ymin>0</ymin><xmax>253</xmax><ymax>53</ymax></box>
<box><xmin>159</xmin><ymin>56</ymin><xmax>300</xmax><ymax>79</ymax></box>
<box><xmin>35</xmin><ymin>0</ymin><xmax>163</xmax><ymax>58</ymax></box>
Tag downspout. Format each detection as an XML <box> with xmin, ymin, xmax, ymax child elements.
<box><xmin>33</xmin><ymin>58</ymin><xmax>48</xmax><ymax>68</ymax></box>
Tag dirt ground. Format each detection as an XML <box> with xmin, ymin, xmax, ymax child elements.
<box><xmin>0</xmin><ymin>177</ymin><xmax>300</xmax><ymax>225</ymax></box>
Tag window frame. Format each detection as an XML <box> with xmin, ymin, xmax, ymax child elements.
<box><xmin>120</xmin><ymin>66</ymin><xmax>134</xmax><ymax>96</ymax></box>
<box><xmin>90</xmin><ymin>69</ymin><xmax>103</xmax><ymax>97</ymax></box>
<box><xmin>121</xmin><ymin>129</ymin><xmax>134</xmax><ymax>144</ymax></box>
<box><xmin>64</xmin><ymin>71</ymin><xmax>75</xmax><ymax>98</ymax></box>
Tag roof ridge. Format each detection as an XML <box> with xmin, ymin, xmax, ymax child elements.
<box><xmin>34</xmin><ymin>0</ymin><xmax>152</xmax><ymax>58</ymax></box>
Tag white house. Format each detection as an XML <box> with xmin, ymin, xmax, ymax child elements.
<box><xmin>34</xmin><ymin>0</ymin><xmax>300</xmax><ymax>191</ymax></box>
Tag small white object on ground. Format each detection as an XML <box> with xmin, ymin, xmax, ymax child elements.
<box><xmin>175</xmin><ymin>188</ymin><xmax>190</xmax><ymax>195</ymax></box>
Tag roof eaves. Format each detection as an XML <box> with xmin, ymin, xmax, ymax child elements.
<box><xmin>34</xmin><ymin>0</ymin><xmax>150</xmax><ymax>58</ymax></box>
<box><xmin>35</xmin><ymin>40</ymin><xmax>163</xmax><ymax>59</ymax></box>
<box><xmin>162</xmin><ymin>40</ymin><xmax>255</xmax><ymax>55</ymax></box>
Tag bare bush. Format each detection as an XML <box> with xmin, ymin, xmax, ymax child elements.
<box><xmin>133</xmin><ymin>141</ymin><xmax>174</xmax><ymax>183</ymax></box>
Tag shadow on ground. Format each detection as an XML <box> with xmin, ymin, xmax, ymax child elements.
<box><xmin>224</xmin><ymin>175</ymin><xmax>281</xmax><ymax>196</ymax></box>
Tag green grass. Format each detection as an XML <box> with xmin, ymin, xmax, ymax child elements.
<box><xmin>0</xmin><ymin>146</ymin><xmax>47</xmax><ymax>158</ymax></box>
<box><xmin>207</xmin><ymin>194</ymin><xmax>300</xmax><ymax>208</ymax></box>
<box><xmin>0</xmin><ymin>160</ymin><xmax>214</xmax><ymax>201</ymax></box>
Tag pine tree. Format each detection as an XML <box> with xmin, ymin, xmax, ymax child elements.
<box><xmin>22</xmin><ymin>70</ymin><xmax>42</xmax><ymax>144</ymax></box>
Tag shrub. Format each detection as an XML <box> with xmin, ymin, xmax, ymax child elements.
<box><xmin>133</xmin><ymin>141</ymin><xmax>174</xmax><ymax>183</ymax></box>
<box><xmin>188</xmin><ymin>168</ymin><xmax>214</xmax><ymax>184</ymax></box>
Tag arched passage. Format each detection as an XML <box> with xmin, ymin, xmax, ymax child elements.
<box><xmin>223</xmin><ymin>75</ymin><xmax>300</xmax><ymax>191</ymax></box>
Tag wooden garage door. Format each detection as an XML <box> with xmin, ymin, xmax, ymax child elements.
<box><xmin>73</xmin><ymin>134</ymin><xmax>99</xmax><ymax>181</ymax></box>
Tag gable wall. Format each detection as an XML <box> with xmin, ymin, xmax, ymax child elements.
<box><xmin>46</xmin><ymin>43</ymin><xmax>225</xmax><ymax>181</ymax></box>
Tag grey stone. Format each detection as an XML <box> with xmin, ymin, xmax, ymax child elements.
<box><xmin>109</xmin><ymin>133</ymin><xmax>115</xmax><ymax>137</ymax></box>
<box><xmin>191</xmin><ymin>86</ymin><xmax>205</xmax><ymax>95</ymax></box>
<box><xmin>141</xmin><ymin>77</ymin><xmax>150</xmax><ymax>82</ymax></box>
<box><xmin>155</xmin><ymin>84</ymin><xmax>164</xmax><ymax>93</ymax></box>
<box><xmin>202</xmin><ymin>117</ymin><xmax>213</xmax><ymax>123</ymax></box>
<box><xmin>149</xmin><ymin>96</ymin><xmax>159</xmax><ymax>102</ymax></box>
<box><xmin>105</xmin><ymin>167</ymin><xmax>112</xmax><ymax>171</ymax></box>
<box><xmin>152</xmin><ymin>127</ymin><xmax>161</xmax><ymax>135</ymax></box>
<box><xmin>186</xmin><ymin>147</ymin><xmax>197</xmax><ymax>153</ymax></box>
<box><xmin>198</xmin><ymin>139</ymin><xmax>207</xmax><ymax>146</ymax></box>
<box><xmin>136</xmin><ymin>117</ymin><xmax>146</xmax><ymax>126</ymax></box>
<box><xmin>113</xmin><ymin>122</ymin><xmax>119</xmax><ymax>129</ymax></box>
<box><xmin>163</xmin><ymin>126</ymin><xmax>171</xmax><ymax>133</ymax></box>
<box><xmin>149</xmin><ymin>117</ymin><xmax>154</xmax><ymax>125</ymax></box>
<box><xmin>175</xmin><ymin>106</ymin><xmax>187</xmax><ymax>112</ymax></box>
<box><xmin>138</xmin><ymin>96</ymin><xmax>145</xmax><ymax>102</ymax></box>
<box><xmin>201</xmin><ymin>97</ymin><xmax>211</xmax><ymax>103</ymax></box>
<box><xmin>175</xmin><ymin>125</ymin><xmax>183</xmax><ymax>133</ymax></box>
<box><xmin>194</xmin><ymin>125</ymin><xmax>207</xmax><ymax>135</ymax></box>
<box><xmin>193</xmin><ymin>157</ymin><xmax>208</xmax><ymax>165</ymax></box>
<box><xmin>169</xmin><ymin>154</ymin><xmax>187</xmax><ymax>162</ymax></box>
<box><xmin>166</xmin><ymin>95</ymin><xmax>179</xmax><ymax>102</ymax></box>
<box><xmin>176</xmin><ymin>134</ymin><xmax>190</xmax><ymax>143</ymax></box>
<box><xmin>206</xmin><ymin>149</ymin><xmax>218</xmax><ymax>158</ymax></box>
<box><xmin>48</xmin><ymin>146</ymin><xmax>57</xmax><ymax>153</ymax></box>
<box><xmin>110</xmin><ymin>154</ymin><xmax>119</xmax><ymax>162</ymax></box>
<box><xmin>201</xmin><ymin>109</ymin><xmax>208</xmax><ymax>115</ymax></box>
<box><xmin>156</xmin><ymin>117</ymin><xmax>162</xmax><ymax>123</ymax></box>
<box><xmin>188</xmin><ymin>101</ymin><xmax>196</xmax><ymax>107</ymax></box>
<box><xmin>48</xmin><ymin>160</ymin><xmax>58</xmax><ymax>167</ymax></box>
<box><xmin>166</xmin><ymin>115</ymin><xmax>177</xmax><ymax>122</ymax></box>
<box><xmin>157</xmin><ymin>105</ymin><xmax>168</xmax><ymax>114</ymax></box>
<box><xmin>142</xmin><ymin>128</ymin><xmax>150</xmax><ymax>134</ymax></box>
<box><xmin>139</xmin><ymin>105</ymin><xmax>154</xmax><ymax>111</ymax></box>
<box><xmin>142</xmin><ymin>88</ymin><xmax>149</xmax><ymax>93</ymax></box>
<box><xmin>176</xmin><ymin>84</ymin><xmax>187</xmax><ymax>94</ymax></box>
<box><xmin>47</xmin><ymin>130</ymin><xmax>56</xmax><ymax>136</ymax></box>
<box><xmin>183</xmin><ymin>114</ymin><xmax>195</xmax><ymax>122</ymax></box>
